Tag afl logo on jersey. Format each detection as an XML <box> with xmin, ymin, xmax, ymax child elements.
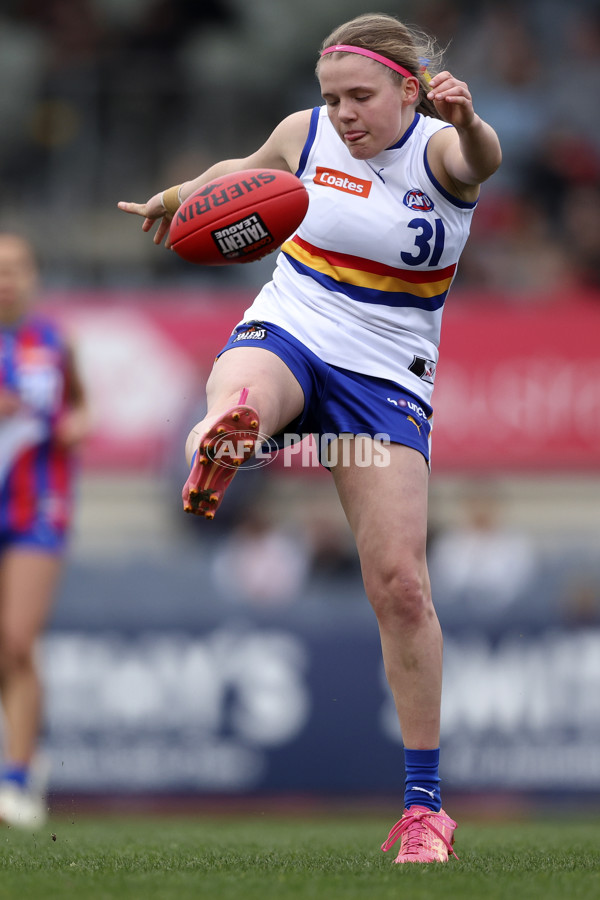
<box><xmin>403</xmin><ymin>189</ymin><xmax>434</xmax><ymax>212</ymax></box>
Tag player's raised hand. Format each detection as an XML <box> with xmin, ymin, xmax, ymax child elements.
<box><xmin>117</xmin><ymin>191</ymin><xmax>173</xmax><ymax>245</ymax></box>
<box><xmin>427</xmin><ymin>71</ymin><xmax>475</xmax><ymax>129</ymax></box>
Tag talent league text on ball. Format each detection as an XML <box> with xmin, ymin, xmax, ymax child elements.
<box><xmin>212</xmin><ymin>214</ymin><xmax>273</xmax><ymax>257</ymax></box>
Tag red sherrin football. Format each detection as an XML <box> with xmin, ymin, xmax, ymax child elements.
<box><xmin>169</xmin><ymin>168</ymin><xmax>309</xmax><ymax>265</ymax></box>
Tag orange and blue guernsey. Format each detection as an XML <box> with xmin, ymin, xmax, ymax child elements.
<box><xmin>240</xmin><ymin>107</ymin><xmax>477</xmax><ymax>405</ymax></box>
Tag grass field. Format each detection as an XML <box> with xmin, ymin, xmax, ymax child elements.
<box><xmin>0</xmin><ymin>812</ymin><xmax>599</xmax><ymax>900</ymax></box>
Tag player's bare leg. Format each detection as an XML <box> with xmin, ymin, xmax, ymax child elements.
<box><xmin>332</xmin><ymin>442</ymin><xmax>456</xmax><ymax>863</ymax></box>
<box><xmin>332</xmin><ymin>442</ymin><xmax>442</xmax><ymax>749</ymax></box>
<box><xmin>0</xmin><ymin>548</ymin><xmax>61</xmax><ymax>827</ymax></box>
<box><xmin>183</xmin><ymin>348</ymin><xmax>304</xmax><ymax>518</ymax></box>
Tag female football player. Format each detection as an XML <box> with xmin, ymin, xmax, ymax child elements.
<box><xmin>0</xmin><ymin>233</ymin><xmax>89</xmax><ymax>828</ymax></box>
<box><xmin>119</xmin><ymin>12</ymin><xmax>501</xmax><ymax>862</ymax></box>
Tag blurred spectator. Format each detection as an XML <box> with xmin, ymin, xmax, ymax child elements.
<box><xmin>428</xmin><ymin>482</ymin><xmax>539</xmax><ymax>618</ymax></box>
<box><xmin>455</xmin><ymin>190</ymin><xmax>574</xmax><ymax>295</ymax></box>
<box><xmin>444</xmin><ymin>1</ymin><xmax>600</xmax><ymax>299</ymax></box>
<box><xmin>0</xmin><ymin>10</ymin><xmax>47</xmax><ymax>171</ymax></box>
<box><xmin>560</xmin><ymin>574</ymin><xmax>600</xmax><ymax>627</ymax></box>
<box><xmin>0</xmin><ymin>0</ymin><xmax>598</xmax><ymax>299</ymax></box>
<box><xmin>516</xmin><ymin>127</ymin><xmax>600</xmax><ymax>292</ymax></box>
<box><xmin>210</xmin><ymin>507</ymin><xmax>312</xmax><ymax>606</ymax></box>
<box><xmin>445</xmin><ymin>3</ymin><xmax>551</xmax><ymax>187</ymax></box>
<box><xmin>307</xmin><ymin>511</ymin><xmax>361</xmax><ymax>582</ymax></box>
<box><xmin>561</xmin><ymin>184</ymin><xmax>600</xmax><ymax>290</ymax></box>
<box><xmin>549</xmin><ymin>5</ymin><xmax>600</xmax><ymax>148</ymax></box>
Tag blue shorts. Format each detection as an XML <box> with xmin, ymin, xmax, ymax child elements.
<box><xmin>219</xmin><ymin>321</ymin><xmax>433</xmax><ymax>463</ymax></box>
<box><xmin>0</xmin><ymin>523</ymin><xmax>67</xmax><ymax>556</ymax></box>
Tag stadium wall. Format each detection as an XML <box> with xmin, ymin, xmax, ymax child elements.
<box><xmin>43</xmin><ymin>288</ymin><xmax>600</xmax><ymax>473</ymax></box>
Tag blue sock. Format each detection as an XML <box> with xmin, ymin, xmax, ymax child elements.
<box><xmin>404</xmin><ymin>747</ymin><xmax>441</xmax><ymax>812</ymax></box>
<box><xmin>2</xmin><ymin>764</ymin><xmax>29</xmax><ymax>788</ymax></box>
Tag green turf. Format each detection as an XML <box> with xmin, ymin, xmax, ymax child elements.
<box><xmin>0</xmin><ymin>814</ymin><xmax>599</xmax><ymax>900</ymax></box>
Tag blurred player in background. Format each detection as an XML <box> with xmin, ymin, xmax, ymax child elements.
<box><xmin>0</xmin><ymin>233</ymin><xmax>89</xmax><ymax>828</ymax></box>
<box><xmin>119</xmin><ymin>13</ymin><xmax>501</xmax><ymax>863</ymax></box>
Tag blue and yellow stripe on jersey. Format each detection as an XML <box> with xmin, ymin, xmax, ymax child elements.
<box><xmin>281</xmin><ymin>235</ymin><xmax>456</xmax><ymax>311</ymax></box>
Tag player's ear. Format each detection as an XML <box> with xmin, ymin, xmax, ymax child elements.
<box><xmin>403</xmin><ymin>76</ymin><xmax>420</xmax><ymax>105</ymax></box>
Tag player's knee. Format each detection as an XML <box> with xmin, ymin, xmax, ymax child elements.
<box><xmin>0</xmin><ymin>633</ymin><xmax>35</xmax><ymax>673</ymax></box>
<box><xmin>365</xmin><ymin>560</ymin><xmax>430</xmax><ymax>629</ymax></box>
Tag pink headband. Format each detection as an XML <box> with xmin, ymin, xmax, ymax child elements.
<box><xmin>320</xmin><ymin>44</ymin><xmax>415</xmax><ymax>80</ymax></box>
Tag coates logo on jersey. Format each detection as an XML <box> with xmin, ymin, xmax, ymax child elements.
<box><xmin>314</xmin><ymin>167</ymin><xmax>372</xmax><ymax>198</ymax></box>
<box><xmin>403</xmin><ymin>189</ymin><xmax>434</xmax><ymax>212</ymax></box>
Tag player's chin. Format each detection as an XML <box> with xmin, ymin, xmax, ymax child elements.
<box><xmin>346</xmin><ymin>142</ymin><xmax>371</xmax><ymax>159</ymax></box>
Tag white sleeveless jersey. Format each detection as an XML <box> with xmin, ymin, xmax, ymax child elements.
<box><xmin>242</xmin><ymin>107</ymin><xmax>477</xmax><ymax>404</ymax></box>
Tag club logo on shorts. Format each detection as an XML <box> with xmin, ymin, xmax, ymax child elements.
<box><xmin>211</xmin><ymin>213</ymin><xmax>274</xmax><ymax>260</ymax></box>
<box><xmin>387</xmin><ymin>397</ymin><xmax>428</xmax><ymax>420</ymax></box>
<box><xmin>233</xmin><ymin>324</ymin><xmax>267</xmax><ymax>342</ymax></box>
<box><xmin>408</xmin><ymin>356</ymin><xmax>437</xmax><ymax>384</ymax></box>
<box><xmin>403</xmin><ymin>189</ymin><xmax>434</xmax><ymax>212</ymax></box>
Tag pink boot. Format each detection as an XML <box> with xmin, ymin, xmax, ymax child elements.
<box><xmin>182</xmin><ymin>388</ymin><xmax>260</xmax><ymax>519</ymax></box>
<box><xmin>381</xmin><ymin>806</ymin><xmax>459</xmax><ymax>863</ymax></box>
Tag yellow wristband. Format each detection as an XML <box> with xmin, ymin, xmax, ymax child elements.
<box><xmin>161</xmin><ymin>184</ymin><xmax>182</xmax><ymax>216</ymax></box>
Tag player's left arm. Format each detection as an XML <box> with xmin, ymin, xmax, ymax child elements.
<box><xmin>426</xmin><ymin>71</ymin><xmax>502</xmax><ymax>200</ymax></box>
<box><xmin>118</xmin><ymin>110</ymin><xmax>312</xmax><ymax>247</ymax></box>
<box><xmin>54</xmin><ymin>343</ymin><xmax>90</xmax><ymax>447</ymax></box>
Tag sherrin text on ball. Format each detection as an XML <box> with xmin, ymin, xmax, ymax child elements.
<box><xmin>169</xmin><ymin>168</ymin><xmax>309</xmax><ymax>265</ymax></box>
